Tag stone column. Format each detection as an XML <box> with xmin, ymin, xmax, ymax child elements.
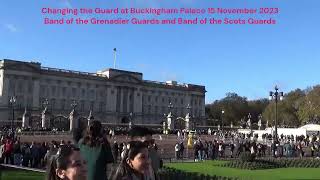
<box><xmin>119</xmin><ymin>87</ymin><xmax>123</xmax><ymax>113</ymax></box>
<box><xmin>22</xmin><ymin>108</ymin><xmax>30</xmax><ymax>128</ymax></box>
<box><xmin>41</xmin><ymin>107</ymin><xmax>50</xmax><ymax>129</ymax></box>
<box><xmin>69</xmin><ymin>109</ymin><xmax>78</xmax><ymax>131</ymax></box>
<box><xmin>134</xmin><ymin>88</ymin><xmax>142</xmax><ymax>124</ymax></box>
<box><xmin>167</xmin><ymin>112</ymin><xmax>174</xmax><ymax>130</ymax></box>
<box><xmin>2</xmin><ymin>77</ymin><xmax>10</xmax><ymax>106</ymax></box>
<box><xmin>185</xmin><ymin>113</ymin><xmax>190</xmax><ymax>131</ymax></box>
<box><xmin>123</xmin><ymin>87</ymin><xmax>128</xmax><ymax>113</ymax></box>
<box><xmin>87</xmin><ymin>110</ymin><xmax>93</xmax><ymax>126</ymax></box>
<box><xmin>69</xmin><ymin>111</ymin><xmax>74</xmax><ymax>131</ymax></box>
<box><xmin>33</xmin><ymin>79</ymin><xmax>40</xmax><ymax>108</ymax></box>
<box><xmin>130</xmin><ymin>88</ymin><xmax>134</xmax><ymax>113</ymax></box>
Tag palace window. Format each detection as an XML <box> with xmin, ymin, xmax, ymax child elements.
<box><xmin>51</xmin><ymin>98</ymin><xmax>56</xmax><ymax>110</ymax></box>
<box><xmin>155</xmin><ymin>106</ymin><xmax>158</xmax><ymax>114</ymax></box>
<box><xmin>27</xmin><ymin>97</ymin><xmax>32</xmax><ymax>108</ymax></box>
<box><xmin>28</xmin><ymin>82</ymin><xmax>33</xmax><ymax>93</ymax></box>
<box><xmin>81</xmin><ymin>89</ymin><xmax>85</xmax><ymax>98</ymax></box>
<box><xmin>61</xmin><ymin>99</ymin><xmax>66</xmax><ymax>110</ymax></box>
<box><xmin>99</xmin><ymin>102</ymin><xmax>105</xmax><ymax>112</ymax></box>
<box><xmin>72</xmin><ymin>88</ymin><xmax>76</xmax><ymax>98</ymax></box>
<box><xmin>80</xmin><ymin>100</ymin><xmax>85</xmax><ymax>111</ymax></box>
<box><xmin>148</xmin><ymin>105</ymin><xmax>151</xmax><ymax>114</ymax></box>
<box><xmin>90</xmin><ymin>101</ymin><xmax>94</xmax><ymax>110</ymax></box>
<box><xmin>52</xmin><ymin>86</ymin><xmax>56</xmax><ymax>96</ymax></box>
<box><xmin>62</xmin><ymin>87</ymin><xmax>66</xmax><ymax>97</ymax></box>
<box><xmin>40</xmin><ymin>85</ymin><xmax>45</xmax><ymax>97</ymax></box>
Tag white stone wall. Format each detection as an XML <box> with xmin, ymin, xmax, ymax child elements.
<box><xmin>0</xmin><ymin>59</ymin><xmax>206</xmax><ymax>126</ymax></box>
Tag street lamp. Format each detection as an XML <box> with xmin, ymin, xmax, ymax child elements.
<box><xmin>129</xmin><ymin>112</ymin><xmax>133</xmax><ymax>129</ymax></box>
<box><xmin>269</xmin><ymin>85</ymin><xmax>284</xmax><ymax>143</ymax></box>
<box><xmin>71</xmin><ymin>100</ymin><xmax>77</xmax><ymax>110</ymax></box>
<box><xmin>168</xmin><ymin>102</ymin><xmax>173</xmax><ymax>113</ymax></box>
<box><xmin>9</xmin><ymin>96</ymin><xmax>16</xmax><ymax>135</ymax></box>
<box><xmin>258</xmin><ymin>114</ymin><xmax>262</xmax><ymax>130</ymax></box>
<box><xmin>247</xmin><ymin>113</ymin><xmax>252</xmax><ymax>134</ymax></box>
<box><xmin>43</xmin><ymin>99</ymin><xmax>49</xmax><ymax>109</ymax></box>
<box><xmin>186</xmin><ymin>104</ymin><xmax>192</xmax><ymax>130</ymax></box>
<box><xmin>186</xmin><ymin>104</ymin><xmax>191</xmax><ymax>113</ymax></box>
<box><xmin>221</xmin><ymin>110</ymin><xmax>225</xmax><ymax>132</ymax></box>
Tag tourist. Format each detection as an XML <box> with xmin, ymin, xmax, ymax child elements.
<box><xmin>40</xmin><ymin>142</ymin><xmax>49</xmax><ymax>168</ymax></box>
<box><xmin>218</xmin><ymin>142</ymin><xmax>224</xmax><ymax>158</ymax></box>
<box><xmin>311</xmin><ymin>142</ymin><xmax>315</xmax><ymax>157</ymax></box>
<box><xmin>21</xmin><ymin>142</ymin><xmax>31</xmax><ymax>167</ymax></box>
<box><xmin>230</xmin><ymin>143</ymin><xmax>235</xmax><ymax>158</ymax></box>
<box><xmin>0</xmin><ymin>139</ymin><xmax>5</xmax><ymax>163</ymax></box>
<box><xmin>204</xmin><ymin>141</ymin><xmax>209</xmax><ymax>159</ymax></box>
<box><xmin>30</xmin><ymin>142</ymin><xmax>40</xmax><ymax>168</ymax></box>
<box><xmin>198</xmin><ymin>140</ymin><xmax>204</xmax><ymax>160</ymax></box>
<box><xmin>174</xmin><ymin>142</ymin><xmax>180</xmax><ymax>159</ymax></box>
<box><xmin>112</xmin><ymin>141</ymin><xmax>152</xmax><ymax>180</ymax></box>
<box><xmin>13</xmin><ymin>140</ymin><xmax>22</xmax><ymax>166</ymax></box>
<box><xmin>213</xmin><ymin>140</ymin><xmax>218</xmax><ymax>159</ymax></box>
<box><xmin>180</xmin><ymin>142</ymin><xmax>185</xmax><ymax>159</ymax></box>
<box><xmin>121</xmin><ymin>142</ymin><xmax>127</xmax><ymax>160</ymax></box>
<box><xmin>315</xmin><ymin>141</ymin><xmax>320</xmax><ymax>158</ymax></box>
<box><xmin>112</xmin><ymin>141</ymin><xmax>119</xmax><ymax>162</ymax></box>
<box><xmin>297</xmin><ymin>142</ymin><xmax>304</xmax><ymax>158</ymax></box>
<box><xmin>79</xmin><ymin>120</ymin><xmax>114</xmax><ymax>180</ymax></box>
<box><xmin>119</xmin><ymin>142</ymin><xmax>124</xmax><ymax>158</ymax></box>
<box><xmin>46</xmin><ymin>145</ymin><xmax>87</xmax><ymax>180</ymax></box>
<box><xmin>4</xmin><ymin>138</ymin><xmax>14</xmax><ymax>164</ymax></box>
<box><xmin>129</xmin><ymin>126</ymin><xmax>161</xmax><ymax>178</ymax></box>
<box><xmin>193</xmin><ymin>141</ymin><xmax>200</xmax><ymax>162</ymax></box>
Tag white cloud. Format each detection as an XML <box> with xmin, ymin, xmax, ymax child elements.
<box><xmin>3</xmin><ymin>24</ymin><xmax>18</xmax><ymax>32</ymax></box>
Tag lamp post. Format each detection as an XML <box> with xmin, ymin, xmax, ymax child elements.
<box><xmin>186</xmin><ymin>104</ymin><xmax>191</xmax><ymax>130</ymax></box>
<box><xmin>186</xmin><ymin>104</ymin><xmax>191</xmax><ymax>113</ymax></box>
<box><xmin>129</xmin><ymin>112</ymin><xmax>133</xmax><ymax>129</ymax></box>
<box><xmin>258</xmin><ymin>114</ymin><xmax>262</xmax><ymax>130</ymax></box>
<box><xmin>269</xmin><ymin>85</ymin><xmax>284</xmax><ymax>143</ymax></box>
<box><xmin>71</xmin><ymin>100</ymin><xmax>77</xmax><ymax>110</ymax></box>
<box><xmin>43</xmin><ymin>99</ymin><xmax>49</xmax><ymax>109</ymax></box>
<box><xmin>168</xmin><ymin>102</ymin><xmax>173</xmax><ymax>113</ymax></box>
<box><xmin>167</xmin><ymin>102</ymin><xmax>174</xmax><ymax>130</ymax></box>
<box><xmin>221</xmin><ymin>110</ymin><xmax>225</xmax><ymax>132</ymax></box>
<box><xmin>9</xmin><ymin>96</ymin><xmax>16</xmax><ymax>136</ymax></box>
<box><xmin>42</xmin><ymin>99</ymin><xmax>49</xmax><ymax>129</ymax></box>
<box><xmin>247</xmin><ymin>113</ymin><xmax>252</xmax><ymax>133</ymax></box>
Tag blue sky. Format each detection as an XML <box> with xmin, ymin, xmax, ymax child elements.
<box><xmin>0</xmin><ymin>0</ymin><xmax>320</xmax><ymax>104</ymax></box>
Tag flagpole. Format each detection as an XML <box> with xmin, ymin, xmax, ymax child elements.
<box><xmin>113</xmin><ymin>48</ymin><xmax>117</xmax><ymax>69</ymax></box>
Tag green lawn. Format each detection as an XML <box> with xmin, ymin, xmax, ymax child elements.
<box><xmin>1</xmin><ymin>169</ymin><xmax>44</xmax><ymax>180</ymax></box>
<box><xmin>166</xmin><ymin>161</ymin><xmax>320</xmax><ymax>180</ymax></box>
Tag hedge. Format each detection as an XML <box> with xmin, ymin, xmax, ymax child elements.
<box><xmin>158</xmin><ymin>167</ymin><xmax>240</xmax><ymax>180</ymax></box>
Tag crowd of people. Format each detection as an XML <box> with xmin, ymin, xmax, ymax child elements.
<box><xmin>165</xmin><ymin>128</ymin><xmax>320</xmax><ymax>162</ymax></box>
<box><xmin>1</xmin><ymin>122</ymin><xmax>162</xmax><ymax>180</ymax></box>
<box><xmin>3</xmin><ymin>124</ymin><xmax>320</xmax><ymax>180</ymax></box>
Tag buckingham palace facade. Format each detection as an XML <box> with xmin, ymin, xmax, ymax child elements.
<box><xmin>0</xmin><ymin>59</ymin><xmax>206</xmax><ymax>128</ymax></box>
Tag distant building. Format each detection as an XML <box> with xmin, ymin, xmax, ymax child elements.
<box><xmin>0</xmin><ymin>59</ymin><xmax>206</xmax><ymax>128</ymax></box>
